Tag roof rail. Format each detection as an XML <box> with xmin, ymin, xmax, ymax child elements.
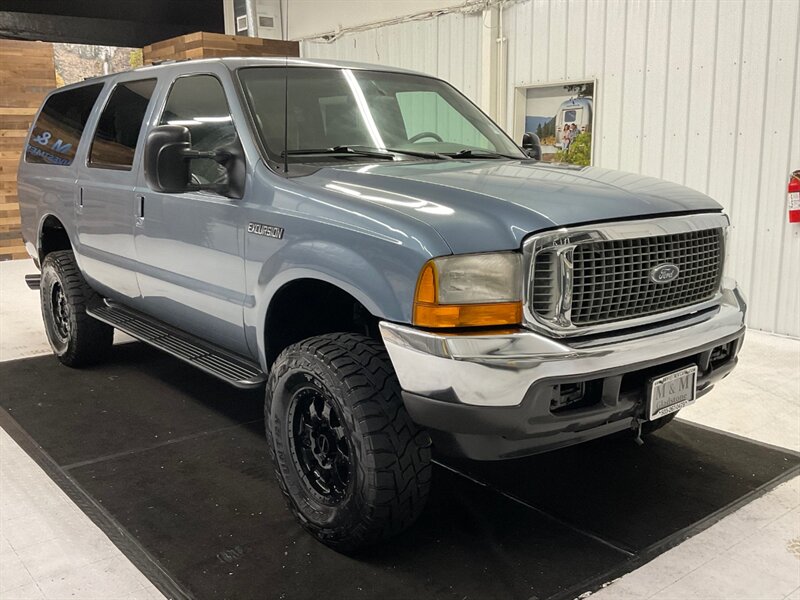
<box><xmin>146</xmin><ymin>57</ymin><xmax>194</xmax><ymax>67</ymax></box>
<box><xmin>77</xmin><ymin>57</ymin><xmax>198</xmax><ymax>81</ymax></box>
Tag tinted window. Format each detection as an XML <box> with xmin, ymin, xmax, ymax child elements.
<box><xmin>159</xmin><ymin>75</ymin><xmax>236</xmax><ymax>185</ymax></box>
<box><xmin>563</xmin><ymin>109</ymin><xmax>577</xmax><ymax>123</ymax></box>
<box><xmin>26</xmin><ymin>84</ymin><xmax>104</xmax><ymax>166</ymax></box>
<box><xmin>90</xmin><ymin>79</ymin><xmax>157</xmax><ymax>169</ymax></box>
<box><xmin>238</xmin><ymin>67</ymin><xmax>525</xmax><ymax>163</ymax></box>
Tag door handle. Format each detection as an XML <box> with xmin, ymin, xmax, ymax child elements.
<box><xmin>135</xmin><ymin>195</ymin><xmax>145</xmax><ymax>226</ymax></box>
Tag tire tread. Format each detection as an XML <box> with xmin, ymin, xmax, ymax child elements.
<box><xmin>265</xmin><ymin>332</ymin><xmax>431</xmax><ymax>552</ymax></box>
<box><xmin>41</xmin><ymin>250</ymin><xmax>113</xmax><ymax>367</ymax></box>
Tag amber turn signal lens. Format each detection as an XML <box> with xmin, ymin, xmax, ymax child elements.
<box><xmin>413</xmin><ymin>301</ymin><xmax>523</xmax><ymax>328</ymax></box>
<box><xmin>413</xmin><ymin>258</ymin><xmax>523</xmax><ymax>328</ymax></box>
<box><xmin>415</xmin><ymin>261</ymin><xmax>438</xmax><ymax>304</ymax></box>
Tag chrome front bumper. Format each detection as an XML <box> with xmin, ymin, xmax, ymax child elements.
<box><xmin>380</xmin><ymin>281</ymin><xmax>746</xmax><ymax>409</ymax></box>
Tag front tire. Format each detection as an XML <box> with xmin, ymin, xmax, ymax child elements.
<box><xmin>40</xmin><ymin>250</ymin><xmax>113</xmax><ymax>367</ymax></box>
<box><xmin>265</xmin><ymin>333</ymin><xmax>431</xmax><ymax>552</ymax></box>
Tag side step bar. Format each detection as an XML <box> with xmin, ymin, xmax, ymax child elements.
<box><xmin>87</xmin><ymin>301</ymin><xmax>266</xmax><ymax>389</ymax></box>
<box><xmin>25</xmin><ymin>273</ymin><xmax>41</xmax><ymax>290</ymax></box>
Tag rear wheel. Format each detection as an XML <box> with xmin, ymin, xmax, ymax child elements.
<box><xmin>40</xmin><ymin>250</ymin><xmax>113</xmax><ymax>367</ymax></box>
<box><xmin>265</xmin><ymin>333</ymin><xmax>431</xmax><ymax>552</ymax></box>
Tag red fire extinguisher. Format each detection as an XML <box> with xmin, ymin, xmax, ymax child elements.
<box><xmin>789</xmin><ymin>170</ymin><xmax>800</xmax><ymax>223</ymax></box>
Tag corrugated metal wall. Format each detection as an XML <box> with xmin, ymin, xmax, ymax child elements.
<box><xmin>302</xmin><ymin>11</ymin><xmax>484</xmax><ymax>108</ymax></box>
<box><xmin>302</xmin><ymin>0</ymin><xmax>800</xmax><ymax>338</ymax></box>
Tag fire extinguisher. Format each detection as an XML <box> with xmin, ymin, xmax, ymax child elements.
<box><xmin>789</xmin><ymin>170</ymin><xmax>800</xmax><ymax>223</ymax></box>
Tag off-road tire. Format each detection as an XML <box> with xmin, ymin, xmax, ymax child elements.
<box><xmin>264</xmin><ymin>333</ymin><xmax>432</xmax><ymax>552</ymax></box>
<box><xmin>40</xmin><ymin>250</ymin><xmax>113</xmax><ymax>367</ymax></box>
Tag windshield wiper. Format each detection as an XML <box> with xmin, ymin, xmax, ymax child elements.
<box><xmin>320</xmin><ymin>145</ymin><xmax>450</xmax><ymax>160</ymax></box>
<box><xmin>380</xmin><ymin>147</ymin><xmax>451</xmax><ymax>160</ymax></box>
<box><xmin>445</xmin><ymin>149</ymin><xmax>515</xmax><ymax>159</ymax></box>
<box><xmin>282</xmin><ymin>146</ymin><xmax>396</xmax><ymax>160</ymax></box>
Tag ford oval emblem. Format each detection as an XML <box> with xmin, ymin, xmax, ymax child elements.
<box><xmin>650</xmin><ymin>263</ymin><xmax>680</xmax><ymax>284</ymax></box>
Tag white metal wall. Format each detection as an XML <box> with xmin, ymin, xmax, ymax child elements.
<box><xmin>504</xmin><ymin>0</ymin><xmax>800</xmax><ymax>338</ymax></box>
<box><xmin>301</xmin><ymin>0</ymin><xmax>800</xmax><ymax>338</ymax></box>
<box><xmin>301</xmin><ymin>11</ymin><xmax>484</xmax><ymax>107</ymax></box>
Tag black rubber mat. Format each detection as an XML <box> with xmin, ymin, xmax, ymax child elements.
<box><xmin>1</xmin><ymin>343</ymin><xmax>798</xmax><ymax>600</ymax></box>
<box><xmin>446</xmin><ymin>422</ymin><xmax>800</xmax><ymax>554</ymax></box>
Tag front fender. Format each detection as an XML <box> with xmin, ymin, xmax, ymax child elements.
<box><xmin>244</xmin><ymin>238</ymin><xmax>441</xmax><ymax>370</ymax></box>
<box><xmin>242</xmin><ymin>161</ymin><xmax>454</xmax><ymax>368</ymax></box>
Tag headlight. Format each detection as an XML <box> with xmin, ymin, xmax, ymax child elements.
<box><xmin>413</xmin><ymin>252</ymin><xmax>523</xmax><ymax>328</ymax></box>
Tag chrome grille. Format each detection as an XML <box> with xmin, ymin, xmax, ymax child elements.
<box><xmin>569</xmin><ymin>229</ymin><xmax>723</xmax><ymax>325</ymax></box>
<box><xmin>531</xmin><ymin>251</ymin><xmax>557</xmax><ymax>319</ymax></box>
<box><xmin>525</xmin><ymin>215</ymin><xmax>729</xmax><ymax>336</ymax></box>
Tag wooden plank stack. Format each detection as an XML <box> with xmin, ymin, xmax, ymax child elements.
<box><xmin>0</xmin><ymin>40</ymin><xmax>56</xmax><ymax>261</ymax></box>
<box><xmin>143</xmin><ymin>32</ymin><xmax>299</xmax><ymax>64</ymax></box>
<box><xmin>0</xmin><ymin>33</ymin><xmax>297</xmax><ymax>262</ymax></box>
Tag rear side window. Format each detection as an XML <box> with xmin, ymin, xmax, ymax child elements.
<box><xmin>26</xmin><ymin>83</ymin><xmax>104</xmax><ymax>166</ymax></box>
<box><xmin>89</xmin><ymin>79</ymin><xmax>157</xmax><ymax>169</ymax></box>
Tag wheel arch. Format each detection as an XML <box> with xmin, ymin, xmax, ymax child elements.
<box><xmin>38</xmin><ymin>213</ymin><xmax>73</xmax><ymax>264</ymax></box>
<box><xmin>248</xmin><ymin>235</ymin><xmax>424</xmax><ymax>369</ymax></box>
<box><xmin>261</xmin><ymin>274</ymin><xmax>385</xmax><ymax>367</ymax></box>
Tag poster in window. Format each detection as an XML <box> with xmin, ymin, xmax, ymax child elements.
<box><xmin>523</xmin><ymin>82</ymin><xmax>594</xmax><ymax>165</ymax></box>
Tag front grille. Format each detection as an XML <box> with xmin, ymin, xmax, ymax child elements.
<box><xmin>530</xmin><ymin>227</ymin><xmax>724</xmax><ymax>329</ymax></box>
<box><xmin>531</xmin><ymin>251</ymin><xmax>557</xmax><ymax>319</ymax></box>
<box><xmin>570</xmin><ymin>229</ymin><xmax>723</xmax><ymax>325</ymax></box>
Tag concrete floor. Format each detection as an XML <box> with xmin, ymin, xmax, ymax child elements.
<box><xmin>1</xmin><ymin>260</ymin><xmax>159</xmax><ymax>599</ymax></box>
<box><xmin>1</xmin><ymin>258</ymin><xmax>798</xmax><ymax>599</ymax></box>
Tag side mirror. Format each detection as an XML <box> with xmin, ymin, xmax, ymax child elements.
<box><xmin>521</xmin><ymin>132</ymin><xmax>542</xmax><ymax>161</ymax></box>
<box><xmin>144</xmin><ymin>125</ymin><xmax>191</xmax><ymax>193</ymax></box>
<box><xmin>143</xmin><ymin>125</ymin><xmax>245</xmax><ymax>199</ymax></box>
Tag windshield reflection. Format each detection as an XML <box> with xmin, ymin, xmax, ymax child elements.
<box><xmin>238</xmin><ymin>67</ymin><xmax>525</xmax><ymax>165</ymax></box>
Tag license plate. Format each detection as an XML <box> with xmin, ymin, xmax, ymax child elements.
<box><xmin>647</xmin><ymin>365</ymin><xmax>698</xmax><ymax>421</ymax></box>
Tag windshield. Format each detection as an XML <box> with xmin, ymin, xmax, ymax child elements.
<box><xmin>238</xmin><ymin>66</ymin><xmax>526</xmax><ymax>164</ymax></box>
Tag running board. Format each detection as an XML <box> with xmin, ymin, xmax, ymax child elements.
<box><xmin>87</xmin><ymin>302</ymin><xmax>266</xmax><ymax>389</ymax></box>
<box><xmin>25</xmin><ymin>273</ymin><xmax>41</xmax><ymax>290</ymax></box>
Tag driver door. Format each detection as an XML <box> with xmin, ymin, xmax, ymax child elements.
<box><xmin>133</xmin><ymin>71</ymin><xmax>249</xmax><ymax>356</ymax></box>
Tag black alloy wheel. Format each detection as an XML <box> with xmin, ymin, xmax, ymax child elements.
<box><xmin>288</xmin><ymin>386</ymin><xmax>353</xmax><ymax>505</ymax></box>
<box><xmin>50</xmin><ymin>281</ymin><xmax>71</xmax><ymax>341</ymax></box>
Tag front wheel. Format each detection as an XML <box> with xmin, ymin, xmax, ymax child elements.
<box><xmin>40</xmin><ymin>250</ymin><xmax>113</xmax><ymax>367</ymax></box>
<box><xmin>265</xmin><ymin>333</ymin><xmax>432</xmax><ymax>552</ymax></box>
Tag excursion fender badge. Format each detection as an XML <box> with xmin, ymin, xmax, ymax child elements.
<box><xmin>248</xmin><ymin>222</ymin><xmax>284</xmax><ymax>239</ymax></box>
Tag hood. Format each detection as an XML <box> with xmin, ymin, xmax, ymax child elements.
<box><xmin>293</xmin><ymin>159</ymin><xmax>722</xmax><ymax>254</ymax></box>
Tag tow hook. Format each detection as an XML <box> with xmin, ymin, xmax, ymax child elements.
<box><xmin>632</xmin><ymin>418</ymin><xmax>646</xmax><ymax>446</ymax></box>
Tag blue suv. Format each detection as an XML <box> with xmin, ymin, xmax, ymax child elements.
<box><xmin>17</xmin><ymin>58</ymin><xmax>746</xmax><ymax>551</ymax></box>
